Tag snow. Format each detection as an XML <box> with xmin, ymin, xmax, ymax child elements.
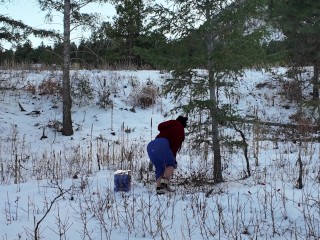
<box><xmin>1</xmin><ymin>67</ymin><xmax>320</xmax><ymax>239</ymax></box>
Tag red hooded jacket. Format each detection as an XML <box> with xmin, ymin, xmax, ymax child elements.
<box><xmin>156</xmin><ymin>120</ymin><xmax>185</xmax><ymax>157</ymax></box>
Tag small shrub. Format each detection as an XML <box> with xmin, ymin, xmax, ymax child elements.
<box><xmin>286</xmin><ymin>67</ymin><xmax>306</xmax><ymax>79</ymax></box>
<box><xmin>47</xmin><ymin>120</ymin><xmax>63</xmax><ymax>132</ymax></box>
<box><xmin>38</xmin><ymin>78</ymin><xmax>62</xmax><ymax>95</ymax></box>
<box><xmin>279</xmin><ymin>80</ymin><xmax>302</xmax><ymax>102</ymax></box>
<box><xmin>127</xmin><ymin>85</ymin><xmax>158</xmax><ymax>109</ymax></box>
<box><xmin>97</xmin><ymin>90</ymin><xmax>113</xmax><ymax>109</ymax></box>
<box><xmin>24</xmin><ymin>82</ymin><xmax>36</xmax><ymax>95</ymax></box>
<box><xmin>71</xmin><ymin>73</ymin><xmax>94</xmax><ymax>104</ymax></box>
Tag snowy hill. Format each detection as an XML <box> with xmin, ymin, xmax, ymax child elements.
<box><xmin>1</xmin><ymin>67</ymin><xmax>319</xmax><ymax>239</ymax></box>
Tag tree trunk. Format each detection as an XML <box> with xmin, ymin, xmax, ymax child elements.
<box><xmin>62</xmin><ymin>0</ymin><xmax>73</xmax><ymax>136</ymax></box>
<box><xmin>295</xmin><ymin>151</ymin><xmax>303</xmax><ymax>189</ymax></box>
<box><xmin>312</xmin><ymin>64</ymin><xmax>319</xmax><ymax>100</ymax></box>
<box><xmin>206</xmin><ymin>1</ymin><xmax>223</xmax><ymax>183</ymax></box>
<box><xmin>209</xmin><ymin>69</ymin><xmax>223</xmax><ymax>183</ymax></box>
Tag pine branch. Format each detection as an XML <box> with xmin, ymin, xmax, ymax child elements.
<box><xmin>0</xmin><ymin>15</ymin><xmax>60</xmax><ymax>42</ymax></box>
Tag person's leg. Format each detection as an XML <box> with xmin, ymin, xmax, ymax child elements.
<box><xmin>158</xmin><ymin>165</ymin><xmax>174</xmax><ymax>190</ymax></box>
<box><xmin>147</xmin><ymin>139</ymin><xmax>165</xmax><ymax>186</ymax></box>
<box><xmin>156</xmin><ymin>176</ymin><xmax>162</xmax><ymax>187</ymax></box>
<box><xmin>155</xmin><ymin>166</ymin><xmax>174</xmax><ymax>187</ymax></box>
<box><xmin>147</xmin><ymin>138</ymin><xmax>175</xmax><ymax>193</ymax></box>
<box><xmin>163</xmin><ymin>166</ymin><xmax>174</xmax><ymax>179</ymax></box>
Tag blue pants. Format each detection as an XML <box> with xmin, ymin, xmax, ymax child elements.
<box><xmin>147</xmin><ymin>138</ymin><xmax>176</xmax><ymax>180</ymax></box>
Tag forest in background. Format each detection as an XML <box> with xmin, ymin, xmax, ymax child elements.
<box><xmin>1</xmin><ymin>0</ymin><xmax>318</xmax><ymax>71</ymax></box>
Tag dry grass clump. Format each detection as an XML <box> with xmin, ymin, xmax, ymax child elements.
<box><xmin>24</xmin><ymin>82</ymin><xmax>37</xmax><ymax>95</ymax></box>
<box><xmin>127</xmin><ymin>84</ymin><xmax>159</xmax><ymax>109</ymax></box>
<box><xmin>279</xmin><ymin>79</ymin><xmax>302</xmax><ymax>102</ymax></box>
<box><xmin>38</xmin><ymin>78</ymin><xmax>62</xmax><ymax>95</ymax></box>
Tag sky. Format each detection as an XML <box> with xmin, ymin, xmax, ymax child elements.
<box><xmin>1</xmin><ymin>0</ymin><xmax>117</xmax><ymax>49</ymax></box>
<box><xmin>1</xmin><ymin>66</ymin><xmax>320</xmax><ymax>239</ymax></box>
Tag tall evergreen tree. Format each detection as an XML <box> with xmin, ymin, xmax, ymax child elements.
<box><xmin>38</xmin><ymin>0</ymin><xmax>109</xmax><ymax>136</ymax></box>
<box><xmin>132</xmin><ymin>30</ymin><xmax>169</xmax><ymax>69</ymax></box>
<box><xmin>0</xmin><ymin>48</ymin><xmax>13</xmax><ymax>65</ymax></box>
<box><xmin>34</xmin><ymin>42</ymin><xmax>55</xmax><ymax>64</ymax></box>
<box><xmin>89</xmin><ymin>1</ymin><xmax>169</xmax><ymax>68</ymax></box>
<box><xmin>270</xmin><ymin>0</ymin><xmax>320</xmax><ymax>99</ymax></box>
<box><xmin>110</xmin><ymin>0</ymin><xmax>150</xmax><ymax>66</ymax></box>
<box><xmin>14</xmin><ymin>40</ymin><xmax>33</xmax><ymax>63</ymax></box>
<box><xmin>89</xmin><ymin>21</ymin><xmax>120</xmax><ymax>66</ymax></box>
<box><xmin>155</xmin><ymin>0</ymin><xmax>268</xmax><ymax>183</ymax></box>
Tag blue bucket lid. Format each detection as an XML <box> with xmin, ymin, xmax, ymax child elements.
<box><xmin>114</xmin><ymin>170</ymin><xmax>131</xmax><ymax>175</ymax></box>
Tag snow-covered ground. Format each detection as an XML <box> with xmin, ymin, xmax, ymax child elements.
<box><xmin>1</xmin><ymin>68</ymin><xmax>319</xmax><ymax>239</ymax></box>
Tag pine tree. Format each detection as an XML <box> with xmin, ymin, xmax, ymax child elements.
<box><xmin>38</xmin><ymin>0</ymin><xmax>109</xmax><ymax>136</ymax></box>
<box><xmin>88</xmin><ymin>22</ymin><xmax>118</xmax><ymax>67</ymax></box>
<box><xmin>156</xmin><ymin>0</ymin><xmax>268</xmax><ymax>183</ymax></box>
<box><xmin>14</xmin><ymin>41</ymin><xmax>33</xmax><ymax>63</ymax></box>
<box><xmin>107</xmin><ymin>0</ymin><xmax>154</xmax><ymax>67</ymax></box>
<box><xmin>34</xmin><ymin>42</ymin><xmax>56</xmax><ymax>64</ymax></box>
<box><xmin>270</xmin><ymin>0</ymin><xmax>320</xmax><ymax>99</ymax></box>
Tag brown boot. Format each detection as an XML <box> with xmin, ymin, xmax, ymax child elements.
<box><xmin>156</xmin><ymin>178</ymin><xmax>170</xmax><ymax>194</ymax></box>
<box><xmin>160</xmin><ymin>178</ymin><xmax>169</xmax><ymax>188</ymax></box>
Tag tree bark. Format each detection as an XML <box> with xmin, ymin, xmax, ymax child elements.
<box><xmin>62</xmin><ymin>0</ymin><xmax>73</xmax><ymax>136</ymax></box>
<box><xmin>206</xmin><ymin>1</ymin><xmax>223</xmax><ymax>183</ymax></box>
<box><xmin>312</xmin><ymin>64</ymin><xmax>319</xmax><ymax>100</ymax></box>
<box><xmin>209</xmin><ymin>78</ymin><xmax>223</xmax><ymax>183</ymax></box>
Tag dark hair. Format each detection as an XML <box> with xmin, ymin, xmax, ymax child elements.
<box><xmin>176</xmin><ymin>116</ymin><xmax>188</xmax><ymax>128</ymax></box>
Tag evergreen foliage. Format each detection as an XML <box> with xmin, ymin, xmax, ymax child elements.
<box><xmin>0</xmin><ymin>0</ymin><xmax>318</xmax><ymax>73</ymax></box>
<box><xmin>269</xmin><ymin>0</ymin><xmax>320</xmax><ymax>100</ymax></box>
<box><xmin>0</xmin><ymin>1</ymin><xmax>59</xmax><ymax>50</ymax></box>
<box><xmin>270</xmin><ymin>0</ymin><xmax>320</xmax><ymax>66</ymax></box>
<box><xmin>158</xmin><ymin>0</ymin><xmax>269</xmax><ymax>183</ymax></box>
